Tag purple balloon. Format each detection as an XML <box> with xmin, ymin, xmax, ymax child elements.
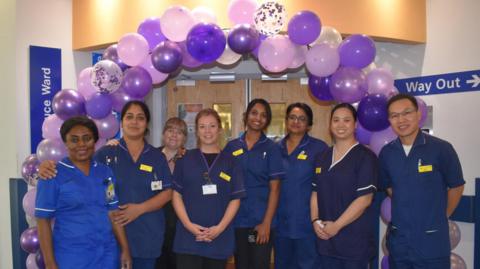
<box><xmin>355</xmin><ymin>123</ymin><xmax>373</xmax><ymax>145</ymax></box>
<box><xmin>151</xmin><ymin>41</ymin><xmax>183</xmax><ymax>73</ymax></box>
<box><xmin>137</xmin><ymin>17</ymin><xmax>167</xmax><ymax>51</ymax></box>
<box><xmin>288</xmin><ymin>10</ymin><xmax>321</xmax><ymax>45</ymax></box>
<box><xmin>250</xmin><ymin>34</ymin><xmax>267</xmax><ymax>58</ymax></box>
<box><xmin>357</xmin><ymin>94</ymin><xmax>390</xmax><ymax>132</ymax></box>
<box><xmin>177</xmin><ymin>41</ymin><xmax>202</xmax><ymax>68</ymax></box>
<box><xmin>94</xmin><ymin>113</ymin><xmax>120</xmax><ymax>139</ymax></box>
<box><xmin>36</xmin><ymin>138</ymin><xmax>68</xmax><ymax>162</ymax></box>
<box><xmin>110</xmin><ymin>87</ymin><xmax>143</xmax><ymax>112</ymax></box>
<box><xmin>35</xmin><ymin>251</ymin><xmax>45</xmax><ymax>269</ymax></box>
<box><xmin>186</xmin><ymin>23</ymin><xmax>226</xmax><ymax>63</ymax></box>
<box><xmin>367</xmin><ymin>68</ymin><xmax>394</xmax><ymax>95</ymax></box>
<box><xmin>42</xmin><ymin>114</ymin><xmax>64</xmax><ymax>139</ymax></box>
<box><xmin>381</xmin><ymin>255</ymin><xmax>389</xmax><ymax>269</ymax></box>
<box><xmin>20</xmin><ymin>227</ymin><xmax>40</xmax><ymax>254</ymax></box>
<box><xmin>370</xmin><ymin>127</ymin><xmax>396</xmax><ymax>155</ymax></box>
<box><xmin>380</xmin><ymin>197</ymin><xmax>392</xmax><ymax>223</ymax></box>
<box><xmin>52</xmin><ymin>89</ymin><xmax>86</xmax><ymax>120</ymax></box>
<box><xmin>330</xmin><ymin>67</ymin><xmax>367</xmax><ymax>103</ymax></box>
<box><xmin>21</xmin><ymin>154</ymin><xmax>40</xmax><ymax>186</ymax></box>
<box><xmin>139</xmin><ymin>54</ymin><xmax>170</xmax><ymax>84</ymax></box>
<box><xmin>416</xmin><ymin>97</ymin><xmax>428</xmax><ymax>127</ymax></box>
<box><xmin>102</xmin><ymin>44</ymin><xmax>129</xmax><ymax>71</ymax></box>
<box><xmin>338</xmin><ymin>34</ymin><xmax>376</xmax><ymax>68</ymax></box>
<box><xmin>122</xmin><ymin>67</ymin><xmax>153</xmax><ymax>98</ymax></box>
<box><xmin>227</xmin><ymin>24</ymin><xmax>260</xmax><ymax>54</ymax></box>
<box><xmin>308</xmin><ymin>74</ymin><xmax>333</xmax><ymax>101</ymax></box>
<box><xmin>22</xmin><ymin>188</ymin><xmax>36</xmax><ymax>217</ymax></box>
<box><xmin>85</xmin><ymin>92</ymin><xmax>113</xmax><ymax>119</ymax></box>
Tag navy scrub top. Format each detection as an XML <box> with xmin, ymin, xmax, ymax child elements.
<box><xmin>95</xmin><ymin>138</ymin><xmax>172</xmax><ymax>258</ymax></box>
<box><xmin>35</xmin><ymin>158</ymin><xmax>119</xmax><ymax>269</ymax></box>
<box><xmin>224</xmin><ymin>133</ymin><xmax>285</xmax><ymax>228</ymax></box>
<box><xmin>276</xmin><ymin>134</ymin><xmax>327</xmax><ymax>239</ymax></box>
<box><xmin>313</xmin><ymin>143</ymin><xmax>378</xmax><ymax>261</ymax></box>
<box><xmin>379</xmin><ymin>131</ymin><xmax>464</xmax><ymax>259</ymax></box>
<box><xmin>172</xmin><ymin>149</ymin><xmax>246</xmax><ymax>260</ymax></box>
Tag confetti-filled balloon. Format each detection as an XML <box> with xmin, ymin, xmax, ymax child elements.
<box><xmin>21</xmin><ymin>154</ymin><xmax>40</xmax><ymax>186</ymax></box>
<box><xmin>91</xmin><ymin>60</ymin><xmax>123</xmax><ymax>94</ymax></box>
<box><xmin>254</xmin><ymin>2</ymin><xmax>287</xmax><ymax>36</ymax></box>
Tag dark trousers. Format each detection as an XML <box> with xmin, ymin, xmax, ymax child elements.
<box><xmin>234</xmin><ymin>228</ymin><xmax>274</xmax><ymax>269</ymax></box>
<box><xmin>274</xmin><ymin>236</ymin><xmax>320</xmax><ymax>269</ymax></box>
<box><xmin>132</xmin><ymin>257</ymin><xmax>156</xmax><ymax>269</ymax></box>
<box><xmin>319</xmin><ymin>255</ymin><xmax>369</xmax><ymax>269</ymax></box>
<box><xmin>156</xmin><ymin>202</ymin><xmax>177</xmax><ymax>269</ymax></box>
<box><xmin>176</xmin><ymin>253</ymin><xmax>226</xmax><ymax>269</ymax></box>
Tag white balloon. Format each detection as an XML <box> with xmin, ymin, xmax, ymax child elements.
<box><xmin>192</xmin><ymin>6</ymin><xmax>217</xmax><ymax>24</ymax></box>
<box><xmin>311</xmin><ymin>26</ymin><xmax>343</xmax><ymax>47</ymax></box>
<box><xmin>217</xmin><ymin>31</ymin><xmax>242</xmax><ymax>65</ymax></box>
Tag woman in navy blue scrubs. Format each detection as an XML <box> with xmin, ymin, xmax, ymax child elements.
<box><xmin>311</xmin><ymin>103</ymin><xmax>378</xmax><ymax>269</ymax></box>
<box><xmin>223</xmin><ymin>99</ymin><xmax>284</xmax><ymax>269</ymax></box>
<box><xmin>275</xmin><ymin>103</ymin><xmax>327</xmax><ymax>269</ymax></box>
<box><xmin>172</xmin><ymin>108</ymin><xmax>246</xmax><ymax>269</ymax></box>
<box><xmin>36</xmin><ymin>116</ymin><xmax>131</xmax><ymax>269</ymax></box>
<box><xmin>39</xmin><ymin>101</ymin><xmax>173</xmax><ymax>269</ymax></box>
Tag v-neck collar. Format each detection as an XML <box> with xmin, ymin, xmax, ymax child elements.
<box><xmin>118</xmin><ymin>138</ymin><xmax>151</xmax><ymax>163</ymax></box>
<box><xmin>281</xmin><ymin>134</ymin><xmax>311</xmax><ymax>156</ymax></box>
<box><xmin>329</xmin><ymin>142</ymin><xmax>359</xmax><ymax>170</ymax></box>
<box><xmin>240</xmin><ymin>132</ymin><xmax>268</xmax><ymax>151</ymax></box>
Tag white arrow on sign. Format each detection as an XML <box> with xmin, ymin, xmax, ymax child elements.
<box><xmin>466</xmin><ymin>74</ymin><xmax>480</xmax><ymax>88</ymax></box>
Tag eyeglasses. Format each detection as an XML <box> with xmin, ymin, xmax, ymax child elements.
<box><xmin>288</xmin><ymin>115</ymin><xmax>307</xmax><ymax>123</ymax></box>
<box><xmin>68</xmin><ymin>135</ymin><xmax>93</xmax><ymax>144</ymax></box>
<box><xmin>388</xmin><ymin>108</ymin><xmax>417</xmax><ymax>121</ymax></box>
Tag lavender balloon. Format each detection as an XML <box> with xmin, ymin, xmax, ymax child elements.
<box><xmin>139</xmin><ymin>54</ymin><xmax>170</xmax><ymax>84</ymax></box>
<box><xmin>227</xmin><ymin>24</ymin><xmax>260</xmax><ymax>54</ymax></box>
<box><xmin>338</xmin><ymin>34</ymin><xmax>376</xmax><ymax>69</ymax></box>
<box><xmin>20</xmin><ymin>227</ymin><xmax>40</xmax><ymax>254</ymax></box>
<box><xmin>380</xmin><ymin>197</ymin><xmax>391</xmax><ymax>223</ymax></box>
<box><xmin>288</xmin><ymin>10</ymin><xmax>321</xmax><ymax>45</ymax></box>
<box><xmin>21</xmin><ymin>154</ymin><xmax>40</xmax><ymax>186</ymax></box>
<box><xmin>122</xmin><ymin>66</ymin><xmax>153</xmax><ymax>98</ymax></box>
<box><xmin>26</xmin><ymin>253</ymin><xmax>38</xmax><ymax>269</ymax></box>
<box><xmin>308</xmin><ymin>74</ymin><xmax>333</xmax><ymax>101</ymax></box>
<box><xmin>22</xmin><ymin>188</ymin><xmax>36</xmax><ymax>217</ymax></box>
<box><xmin>111</xmin><ymin>87</ymin><xmax>142</xmax><ymax>112</ymax></box>
<box><xmin>451</xmin><ymin>253</ymin><xmax>467</xmax><ymax>269</ymax></box>
<box><xmin>258</xmin><ymin>35</ymin><xmax>295</xmax><ymax>73</ymax></box>
<box><xmin>137</xmin><ymin>17</ymin><xmax>167</xmax><ymax>51</ymax></box>
<box><xmin>416</xmin><ymin>97</ymin><xmax>428</xmax><ymax>127</ymax></box>
<box><xmin>151</xmin><ymin>41</ymin><xmax>183</xmax><ymax>73</ymax></box>
<box><xmin>85</xmin><ymin>92</ymin><xmax>113</xmax><ymax>119</ymax></box>
<box><xmin>330</xmin><ymin>67</ymin><xmax>367</xmax><ymax>103</ymax></box>
<box><xmin>449</xmin><ymin>220</ymin><xmax>461</xmax><ymax>250</ymax></box>
<box><xmin>36</xmin><ymin>138</ymin><xmax>68</xmax><ymax>162</ymax></box>
<box><xmin>370</xmin><ymin>127</ymin><xmax>396</xmax><ymax>156</ymax></box>
<box><xmin>358</xmin><ymin>94</ymin><xmax>390</xmax><ymax>132</ymax></box>
<box><xmin>42</xmin><ymin>114</ymin><xmax>64</xmax><ymax>139</ymax></box>
<box><xmin>76</xmin><ymin>67</ymin><xmax>97</xmax><ymax>100</ymax></box>
<box><xmin>102</xmin><ymin>44</ymin><xmax>129</xmax><ymax>71</ymax></box>
<box><xmin>91</xmin><ymin>60</ymin><xmax>123</xmax><ymax>94</ymax></box>
<box><xmin>177</xmin><ymin>41</ymin><xmax>202</xmax><ymax>68</ymax></box>
<box><xmin>305</xmin><ymin>44</ymin><xmax>340</xmax><ymax>77</ymax></box>
<box><xmin>94</xmin><ymin>113</ymin><xmax>120</xmax><ymax>139</ymax></box>
<box><xmin>367</xmin><ymin>68</ymin><xmax>394</xmax><ymax>95</ymax></box>
<box><xmin>52</xmin><ymin>89</ymin><xmax>86</xmax><ymax>120</ymax></box>
<box><xmin>355</xmin><ymin>123</ymin><xmax>373</xmax><ymax>145</ymax></box>
<box><xmin>186</xmin><ymin>23</ymin><xmax>226</xmax><ymax>63</ymax></box>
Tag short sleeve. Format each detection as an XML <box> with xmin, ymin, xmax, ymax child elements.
<box><xmin>355</xmin><ymin>148</ymin><xmax>378</xmax><ymax>197</ymax></box>
<box><xmin>230</xmin><ymin>158</ymin><xmax>246</xmax><ymax>200</ymax></box>
<box><xmin>35</xmin><ymin>176</ymin><xmax>59</xmax><ymax>219</ymax></box>
<box><xmin>440</xmin><ymin>143</ymin><xmax>465</xmax><ymax>188</ymax></box>
<box><xmin>267</xmin><ymin>144</ymin><xmax>285</xmax><ymax>180</ymax></box>
<box><xmin>172</xmin><ymin>157</ymin><xmax>185</xmax><ymax>194</ymax></box>
<box><xmin>311</xmin><ymin>153</ymin><xmax>324</xmax><ymax>192</ymax></box>
<box><xmin>106</xmin><ymin>168</ymin><xmax>119</xmax><ymax>211</ymax></box>
<box><xmin>94</xmin><ymin>145</ymin><xmax>113</xmax><ymax>165</ymax></box>
<box><xmin>158</xmin><ymin>154</ymin><xmax>173</xmax><ymax>190</ymax></box>
<box><xmin>378</xmin><ymin>149</ymin><xmax>392</xmax><ymax>191</ymax></box>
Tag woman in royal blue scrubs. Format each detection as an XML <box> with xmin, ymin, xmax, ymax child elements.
<box><xmin>36</xmin><ymin>116</ymin><xmax>131</xmax><ymax>269</ymax></box>
<box><xmin>223</xmin><ymin>98</ymin><xmax>284</xmax><ymax>269</ymax></box>
<box><xmin>275</xmin><ymin>103</ymin><xmax>327</xmax><ymax>269</ymax></box>
<box><xmin>311</xmin><ymin>103</ymin><xmax>378</xmax><ymax>269</ymax></box>
<box><xmin>172</xmin><ymin>108</ymin><xmax>246</xmax><ymax>269</ymax></box>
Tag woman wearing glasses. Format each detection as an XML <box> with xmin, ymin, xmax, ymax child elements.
<box><xmin>275</xmin><ymin>103</ymin><xmax>327</xmax><ymax>269</ymax></box>
<box><xmin>172</xmin><ymin>108</ymin><xmax>245</xmax><ymax>269</ymax></box>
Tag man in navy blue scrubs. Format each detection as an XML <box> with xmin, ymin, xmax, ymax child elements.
<box><xmin>379</xmin><ymin>94</ymin><xmax>465</xmax><ymax>269</ymax></box>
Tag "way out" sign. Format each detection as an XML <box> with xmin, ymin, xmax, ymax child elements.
<box><xmin>394</xmin><ymin>70</ymin><xmax>480</xmax><ymax>96</ymax></box>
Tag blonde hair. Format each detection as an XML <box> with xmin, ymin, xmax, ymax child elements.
<box><xmin>194</xmin><ymin>108</ymin><xmax>223</xmax><ymax>147</ymax></box>
<box><xmin>163</xmin><ymin>117</ymin><xmax>188</xmax><ymax>137</ymax></box>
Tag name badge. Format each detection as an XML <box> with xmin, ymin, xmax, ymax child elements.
<box><xmin>418</xmin><ymin>165</ymin><xmax>433</xmax><ymax>173</ymax></box>
<box><xmin>105</xmin><ymin>177</ymin><xmax>115</xmax><ymax>202</ymax></box>
<box><xmin>297</xmin><ymin>153</ymin><xmax>307</xmax><ymax>160</ymax></box>
<box><xmin>233</xmin><ymin>149</ymin><xmax>244</xmax><ymax>156</ymax></box>
<box><xmin>202</xmin><ymin>184</ymin><xmax>217</xmax><ymax>195</ymax></box>
<box><xmin>151</xmin><ymin>180</ymin><xmax>163</xmax><ymax>191</ymax></box>
<box><xmin>219</xmin><ymin>172</ymin><xmax>231</xmax><ymax>182</ymax></box>
<box><xmin>140</xmin><ymin>164</ymin><xmax>153</xmax><ymax>172</ymax></box>
<box><xmin>315</xmin><ymin>167</ymin><xmax>322</xmax><ymax>174</ymax></box>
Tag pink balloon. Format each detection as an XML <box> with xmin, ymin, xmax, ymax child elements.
<box><xmin>76</xmin><ymin>67</ymin><xmax>97</xmax><ymax>100</ymax></box>
<box><xmin>192</xmin><ymin>6</ymin><xmax>217</xmax><ymax>24</ymax></box>
<box><xmin>449</xmin><ymin>220</ymin><xmax>461</xmax><ymax>250</ymax></box>
<box><xmin>416</xmin><ymin>97</ymin><xmax>428</xmax><ymax>127</ymax></box>
<box><xmin>42</xmin><ymin>114</ymin><xmax>64</xmax><ymax>139</ymax></box>
<box><xmin>258</xmin><ymin>35</ymin><xmax>295</xmax><ymax>73</ymax></box>
<box><xmin>139</xmin><ymin>55</ymin><xmax>169</xmax><ymax>84</ymax></box>
<box><xmin>289</xmin><ymin>44</ymin><xmax>308</xmax><ymax>69</ymax></box>
<box><xmin>451</xmin><ymin>253</ymin><xmax>467</xmax><ymax>269</ymax></box>
<box><xmin>367</xmin><ymin>68</ymin><xmax>395</xmax><ymax>95</ymax></box>
<box><xmin>160</xmin><ymin>5</ymin><xmax>196</xmax><ymax>42</ymax></box>
<box><xmin>305</xmin><ymin>44</ymin><xmax>340</xmax><ymax>77</ymax></box>
<box><xmin>94</xmin><ymin>113</ymin><xmax>120</xmax><ymax>139</ymax></box>
<box><xmin>36</xmin><ymin>138</ymin><xmax>68</xmax><ymax>162</ymax></box>
<box><xmin>370</xmin><ymin>127</ymin><xmax>396</xmax><ymax>156</ymax></box>
<box><xmin>117</xmin><ymin>33</ymin><xmax>149</xmax><ymax>66</ymax></box>
<box><xmin>227</xmin><ymin>0</ymin><xmax>258</xmax><ymax>25</ymax></box>
<box><xmin>22</xmin><ymin>188</ymin><xmax>36</xmax><ymax>218</ymax></box>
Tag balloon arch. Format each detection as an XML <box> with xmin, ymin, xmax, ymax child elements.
<box><xmin>19</xmin><ymin>1</ymin><xmax>463</xmax><ymax>268</ymax></box>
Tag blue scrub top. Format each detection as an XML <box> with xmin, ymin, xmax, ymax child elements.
<box><xmin>35</xmin><ymin>158</ymin><xmax>119</xmax><ymax>269</ymax></box>
<box><xmin>95</xmin><ymin>139</ymin><xmax>172</xmax><ymax>258</ymax></box>
<box><xmin>224</xmin><ymin>133</ymin><xmax>285</xmax><ymax>228</ymax></box>
<box><xmin>172</xmin><ymin>149</ymin><xmax>246</xmax><ymax>260</ymax></box>
<box><xmin>379</xmin><ymin>131</ymin><xmax>464</xmax><ymax>259</ymax></box>
<box><xmin>314</xmin><ymin>143</ymin><xmax>378</xmax><ymax>261</ymax></box>
<box><xmin>276</xmin><ymin>134</ymin><xmax>327</xmax><ymax>239</ymax></box>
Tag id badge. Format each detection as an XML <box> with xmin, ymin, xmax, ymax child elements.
<box><xmin>248</xmin><ymin>229</ymin><xmax>257</xmax><ymax>243</ymax></box>
<box><xmin>151</xmin><ymin>180</ymin><xmax>163</xmax><ymax>191</ymax></box>
<box><xmin>105</xmin><ymin>177</ymin><xmax>115</xmax><ymax>203</ymax></box>
<box><xmin>202</xmin><ymin>184</ymin><xmax>217</xmax><ymax>195</ymax></box>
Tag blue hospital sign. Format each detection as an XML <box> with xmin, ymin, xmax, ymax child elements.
<box><xmin>394</xmin><ymin>70</ymin><xmax>480</xmax><ymax>96</ymax></box>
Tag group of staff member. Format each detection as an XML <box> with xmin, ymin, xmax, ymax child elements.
<box><xmin>36</xmin><ymin>93</ymin><xmax>465</xmax><ymax>269</ymax></box>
